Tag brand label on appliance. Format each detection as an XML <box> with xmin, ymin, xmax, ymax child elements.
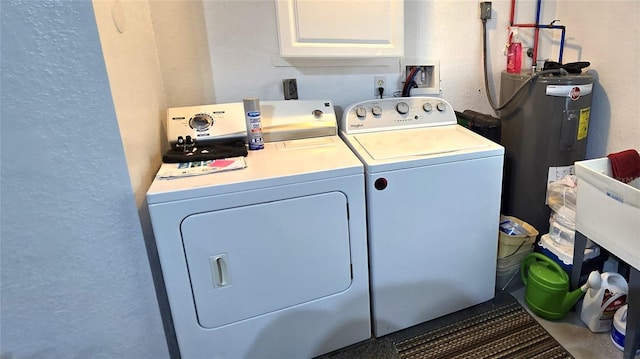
<box><xmin>546</xmin><ymin>84</ymin><xmax>593</xmax><ymax>99</ymax></box>
<box><xmin>606</xmin><ymin>190</ymin><xmax>624</xmax><ymax>203</ymax></box>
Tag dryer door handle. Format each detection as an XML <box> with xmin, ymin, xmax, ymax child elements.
<box><xmin>209</xmin><ymin>254</ymin><xmax>232</xmax><ymax>288</ymax></box>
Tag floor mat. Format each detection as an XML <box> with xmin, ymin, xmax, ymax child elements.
<box><xmin>393</xmin><ymin>300</ymin><xmax>573</xmax><ymax>359</ymax></box>
<box><xmin>317</xmin><ymin>292</ymin><xmax>573</xmax><ymax>359</ymax></box>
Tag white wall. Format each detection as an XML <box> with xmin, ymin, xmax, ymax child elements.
<box><xmin>92</xmin><ymin>0</ymin><xmax>167</xmax><ymax>208</ymax></box>
<box><xmin>0</xmin><ymin>1</ymin><xmax>168</xmax><ymax>358</ymax></box>
<box><xmin>555</xmin><ymin>1</ymin><xmax>640</xmax><ymax>156</ymax></box>
<box><xmin>149</xmin><ymin>0</ymin><xmax>216</xmax><ymax>108</ymax></box>
<box><xmin>198</xmin><ymin>0</ymin><xmax>638</xmax><ymax>155</ymax></box>
<box><xmin>91</xmin><ymin>1</ymin><xmax>179</xmax><ymax>357</ymax></box>
<box><xmin>201</xmin><ymin>0</ymin><xmax>539</xmax><ymax>115</ymax></box>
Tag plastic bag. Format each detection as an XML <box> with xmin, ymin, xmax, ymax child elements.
<box><xmin>500</xmin><ymin>218</ymin><xmax>530</xmax><ymax>236</ymax></box>
<box><xmin>547</xmin><ymin>175</ymin><xmax>578</xmax><ymax>213</ymax></box>
<box><xmin>549</xmin><ymin>213</ymin><xmax>575</xmax><ymax>244</ymax></box>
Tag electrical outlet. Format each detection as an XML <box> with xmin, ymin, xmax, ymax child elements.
<box><xmin>374</xmin><ymin>76</ymin><xmax>386</xmax><ymax>97</ymax></box>
<box><xmin>283</xmin><ymin>78</ymin><xmax>298</xmax><ymax>100</ymax></box>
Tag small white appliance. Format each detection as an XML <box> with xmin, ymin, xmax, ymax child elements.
<box><xmin>148</xmin><ymin>100</ymin><xmax>371</xmax><ymax>358</ymax></box>
<box><xmin>340</xmin><ymin>97</ymin><xmax>505</xmax><ymax>337</ymax></box>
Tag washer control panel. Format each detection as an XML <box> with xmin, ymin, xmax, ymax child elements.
<box><xmin>341</xmin><ymin>97</ymin><xmax>457</xmax><ymax>134</ymax></box>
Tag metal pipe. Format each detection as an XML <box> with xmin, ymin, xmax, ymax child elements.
<box><xmin>533</xmin><ymin>0</ymin><xmax>542</xmax><ymax>66</ymax></box>
<box><xmin>538</xmin><ymin>24</ymin><xmax>567</xmax><ymax>63</ymax></box>
<box><xmin>559</xmin><ymin>27</ymin><xmax>566</xmax><ymax>63</ymax></box>
<box><xmin>510</xmin><ymin>0</ymin><xmax>516</xmax><ymax>25</ymax></box>
<box><xmin>509</xmin><ymin>0</ymin><xmax>567</xmax><ymax>70</ymax></box>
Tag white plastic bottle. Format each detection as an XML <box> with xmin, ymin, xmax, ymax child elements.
<box><xmin>580</xmin><ymin>271</ymin><xmax>628</xmax><ymax>332</ymax></box>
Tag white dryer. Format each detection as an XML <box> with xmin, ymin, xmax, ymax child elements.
<box><xmin>340</xmin><ymin>97</ymin><xmax>504</xmax><ymax>337</ymax></box>
<box><xmin>147</xmin><ymin>100</ymin><xmax>371</xmax><ymax>358</ymax></box>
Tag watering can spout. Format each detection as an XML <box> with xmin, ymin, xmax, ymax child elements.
<box><xmin>561</xmin><ymin>287</ymin><xmax>587</xmax><ymax>312</ymax></box>
<box><xmin>561</xmin><ymin>271</ymin><xmax>600</xmax><ymax>312</ymax></box>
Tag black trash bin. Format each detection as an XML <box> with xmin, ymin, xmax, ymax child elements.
<box><xmin>455</xmin><ymin>109</ymin><xmax>502</xmax><ymax>144</ymax></box>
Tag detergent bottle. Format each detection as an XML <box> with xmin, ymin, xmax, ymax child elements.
<box><xmin>506</xmin><ymin>28</ymin><xmax>522</xmax><ymax>73</ymax></box>
<box><xmin>580</xmin><ymin>271</ymin><xmax>628</xmax><ymax>332</ymax></box>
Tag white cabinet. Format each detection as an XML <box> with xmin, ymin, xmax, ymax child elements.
<box><xmin>275</xmin><ymin>0</ymin><xmax>404</xmax><ymax>58</ymax></box>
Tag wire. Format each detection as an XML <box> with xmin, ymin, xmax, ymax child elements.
<box><xmin>481</xmin><ymin>19</ymin><xmax>568</xmax><ymax>112</ymax></box>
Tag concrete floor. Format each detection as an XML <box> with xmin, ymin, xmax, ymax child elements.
<box><xmin>509</xmin><ymin>285</ymin><xmax>632</xmax><ymax>359</ymax></box>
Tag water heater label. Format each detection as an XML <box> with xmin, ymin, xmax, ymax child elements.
<box><xmin>546</xmin><ymin>84</ymin><xmax>593</xmax><ymax>98</ymax></box>
<box><xmin>578</xmin><ymin>107</ymin><xmax>591</xmax><ymax>140</ymax></box>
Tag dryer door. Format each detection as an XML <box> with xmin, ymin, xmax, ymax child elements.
<box><xmin>181</xmin><ymin>191</ymin><xmax>352</xmax><ymax>328</ymax></box>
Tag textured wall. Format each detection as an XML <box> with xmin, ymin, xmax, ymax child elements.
<box><xmin>200</xmin><ymin>0</ymin><xmax>526</xmax><ymax>114</ymax></box>
<box><xmin>556</xmin><ymin>1</ymin><xmax>640</xmax><ymax>157</ymax></box>
<box><xmin>91</xmin><ymin>1</ymin><xmax>178</xmax><ymax>356</ymax></box>
<box><xmin>148</xmin><ymin>0</ymin><xmax>216</xmax><ymax>108</ymax></box>
<box><xmin>0</xmin><ymin>1</ymin><xmax>168</xmax><ymax>358</ymax></box>
<box><xmin>92</xmin><ymin>0</ymin><xmax>166</xmax><ymax>208</ymax></box>
<box><xmin>197</xmin><ymin>0</ymin><xmax>638</xmax><ymax>154</ymax></box>
<box><xmin>2</xmin><ymin>1</ymin><xmax>634</xmax><ymax>358</ymax></box>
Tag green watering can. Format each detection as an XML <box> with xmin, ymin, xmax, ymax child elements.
<box><xmin>521</xmin><ymin>253</ymin><xmax>592</xmax><ymax>320</ymax></box>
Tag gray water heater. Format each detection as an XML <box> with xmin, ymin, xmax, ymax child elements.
<box><xmin>499</xmin><ymin>71</ymin><xmax>594</xmax><ymax>236</ymax></box>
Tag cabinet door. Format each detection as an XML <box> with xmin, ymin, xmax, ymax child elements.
<box><xmin>275</xmin><ymin>0</ymin><xmax>403</xmax><ymax>57</ymax></box>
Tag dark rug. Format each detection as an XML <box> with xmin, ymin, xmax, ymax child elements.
<box><xmin>318</xmin><ymin>292</ymin><xmax>573</xmax><ymax>359</ymax></box>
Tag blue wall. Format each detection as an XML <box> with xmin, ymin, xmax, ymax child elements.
<box><xmin>0</xmin><ymin>1</ymin><xmax>168</xmax><ymax>357</ymax></box>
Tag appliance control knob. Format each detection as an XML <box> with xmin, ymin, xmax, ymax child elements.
<box><xmin>423</xmin><ymin>103</ymin><xmax>433</xmax><ymax>113</ymax></box>
<box><xmin>371</xmin><ymin>106</ymin><xmax>383</xmax><ymax>117</ymax></box>
<box><xmin>396</xmin><ymin>102</ymin><xmax>410</xmax><ymax>114</ymax></box>
<box><xmin>355</xmin><ymin>107</ymin><xmax>367</xmax><ymax>119</ymax></box>
<box><xmin>189</xmin><ymin>113</ymin><xmax>213</xmax><ymax>131</ymax></box>
<box><xmin>312</xmin><ymin>109</ymin><xmax>323</xmax><ymax>118</ymax></box>
<box><xmin>436</xmin><ymin>102</ymin><xmax>446</xmax><ymax>112</ymax></box>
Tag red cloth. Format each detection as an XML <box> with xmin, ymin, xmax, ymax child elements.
<box><xmin>607</xmin><ymin>149</ymin><xmax>640</xmax><ymax>184</ymax></box>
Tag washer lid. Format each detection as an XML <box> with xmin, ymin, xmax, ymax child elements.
<box><xmin>354</xmin><ymin>125</ymin><xmax>490</xmax><ymax>160</ymax></box>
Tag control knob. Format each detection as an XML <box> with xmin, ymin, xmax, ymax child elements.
<box><xmin>189</xmin><ymin>113</ymin><xmax>213</xmax><ymax>131</ymax></box>
<box><xmin>436</xmin><ymin>102</ymin><xmax>447</xmax><ymax>112</ymax></box>
<box><xmin>355</xmin><ymin>107</ymin><xmax>367</xmax><ymax>119</ymax></box>
<box><xmin>372</xmin><ymin>106</ymin><xmax>383</xmax><ymax>117</ymax></box>
<box><xmin>396</xmin><ymin>102</ymin><xmax>410</xmax><ymax>114</ymax></box>
<box><xmin>423</xmin><ymin>103</ymin><xmax>433</xmax><ymax>113</ymax></box>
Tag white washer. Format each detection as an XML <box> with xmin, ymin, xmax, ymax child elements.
<box><xmin>148</xmin><ymin>100</ymin><xmax>371</xmax><ymax>358</ymax></box>
<box><xmin>340</xmin><ymin>97</ymin><xmax>505</xmax><ymax>337</ymax></box>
